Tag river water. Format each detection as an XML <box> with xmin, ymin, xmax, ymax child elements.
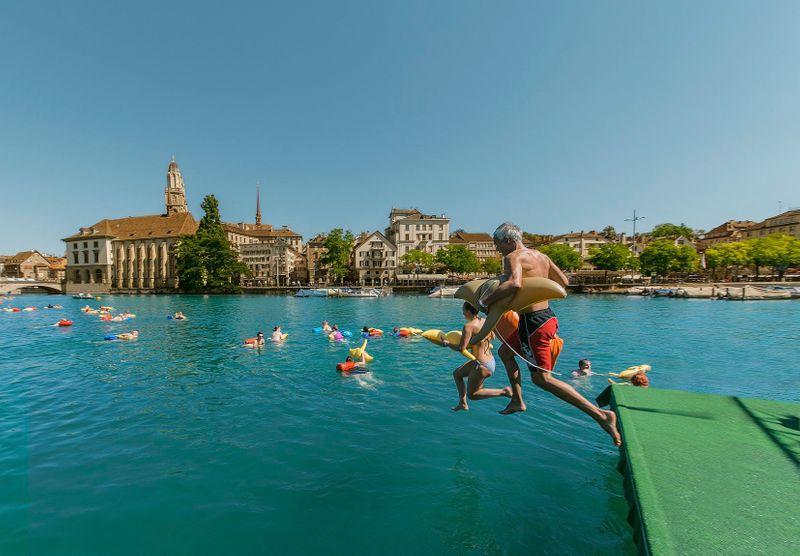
<box><xmin>1</xmin><ymin>293</ymin><xmax>797</xmax><ymax>554</ymax></box>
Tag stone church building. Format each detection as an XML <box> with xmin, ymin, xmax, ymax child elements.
<box><xmin>63</xmin><ymin>158</ymin><xmax>197</xmax><ymax>294</ymax></box>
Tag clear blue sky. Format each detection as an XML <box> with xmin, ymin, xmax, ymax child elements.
<box><xmin>1</xmin><ymin>1</ymin><xmax>798</xmax><ymax>255</ymax></box>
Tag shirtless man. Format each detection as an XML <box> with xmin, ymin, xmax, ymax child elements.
<box><xmin>444</xmin><ymin>302</ymin><xmax>512</xmax><ymax>411</ymax></box>
<box><xmin>480</xmin><ymin>222</ymin><xmax>621</xmax><ymax>446</ymax></box>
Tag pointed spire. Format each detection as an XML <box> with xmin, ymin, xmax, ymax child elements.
<box><xmin>255</xmin><ymin>182</ymin><xmax>262</xmax><ymax>226</ymax></box>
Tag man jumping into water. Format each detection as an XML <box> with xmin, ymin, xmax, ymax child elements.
<box><xmin>480</xmin><ymin>222</ymin><xmax>621</xmax><ymax>446</ymax></box>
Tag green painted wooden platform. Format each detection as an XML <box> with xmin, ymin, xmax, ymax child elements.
<box><xmin>597</xmin><ymin>385</ymin><xmax>799</xmax><ymax>555</ymax></box>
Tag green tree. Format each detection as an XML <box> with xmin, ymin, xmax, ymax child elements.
<box><xmin>587</xmin><ymin>243</ymin><xmax>635</xmax><ymax>280</ymax></box>
<box><xmin>649</xmin><ymin>223</ymin><xmax>695</xmax><ymax>239</ymax></box>
<box><xmin>400</xmin><ymin>249</ymin><xmax>435</xmax><ymax>273</ymax></box>
<box><xmin>435</xmin><ymin>245</ymin><xmax>481</xmax><ymax>274</ymax></box>
<box><xmin>601</xmin><ymin>226</ymin><xmax>618</xmax><ymax>241</ymax></box>
<box><xmin>538</xmin><ymin>244</ymin><xmax>582</xmax><ymax>271</ymax></box>
<box><xmin>320</xmin><ymin>228</ymin><xmax>355</xmax><ymax>283</ymax></box>
<box><xmin>639</xmin><ymin>240</ymin><xmax>698</xmax><ymax>276</ymax></box>
<box><xmin>705</xmin><ymin>242</ymin><xmax>751</xmax><ymax>280</ymax></box>
<box><xmin>522</xmin><ymin>232</ymin><xmax>551</xmax><ymax>247</ymax></box>
<box><xmin>175</xmin><ymin>194</ymin><xmax>248</xmax><ymax>293</ymax></box>
<box><xmin>747</xmin><ymin>235</ymin><xmax>800</xmax><ymax>279</ymax></box>
<box><xmin>480</xmin><ymin>257</ymin><xmax>502</xmax><ymax>275</ymax></box>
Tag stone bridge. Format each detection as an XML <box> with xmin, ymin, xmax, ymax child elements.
<box><xmin>0</xmin><ymin>280</ymin><xmax>64</xmax><ymax>295</ymax></box>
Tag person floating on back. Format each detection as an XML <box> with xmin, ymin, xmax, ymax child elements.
<box><xmin>481</xmin><ymin>222</ymin><xmax>621</xmax><ymax>446</ymax></box>
<box><xmin>443</xmin><ymin>302</ymin><xmax>512</xmax><ymax>412</ymax></box>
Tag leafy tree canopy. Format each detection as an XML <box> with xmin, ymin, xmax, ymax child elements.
<box><xmin>435</xmin><ymin>245</ymin><xmax>481</xmax><ymax>274</ymax></box>
<box><xmin>400</xmin><ymin>249</ymin><xmax>435</xmax><ymax>271</ymax></box>
<box><xmin>176</xmin><ymin>194</ymin><xmax>248</xmax><ymax>293</ymax></box>
<box><xmin>649</xmin><ymin>223</ymin><xmax>695</xmax><ymax>239</ymax></box>
<box><xmin>588</xmin><ymin>243</ymin><xmax>635</xmax><ymax>271</ymax></box>
<box><xmin>481</xmin><ymin>257</ymin><xmax>502</xmax><ymax>275</ymax></box>
<box><xmin>601</xmin><ymin>226</ymin><xmax>617</xmax><ymax>241</ymax></box>
<box><xmin>522</xmin><ymin>232</ymin><xmax>551</xmax><ymax>247</ymax></box>
<box><xmin>538</xmin><ymin>243</ymin><xmax>582</xmax><ymax>271</ymax></box>
<box><xmin>320</xmin><ymin>228</ymin><xmax>355</xmax><ymax>282</ymax></box>
<box><xmin>639</xmin><ymin>240</ymin><xmax>698</xmax><ymax>276</ymax></box>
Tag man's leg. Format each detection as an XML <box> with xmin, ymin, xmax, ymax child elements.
<box><xmin>530</xmin><ymin>370</ymin><xmax>621</xmax><ymax>446</ymax></box>
<box><xmin>498</xmin><ymin>343</ymin><xmax>526</xmax><ymax>414</ymax></box>
<box><xmin>452</xmin><ymin>362</ymin><xmax>472</xmax><ymax>411</ymax></box>
<box><xmin>467</xmin><ymin>364</ymin><xmax>512</xmax><ymax>401</ymax></box>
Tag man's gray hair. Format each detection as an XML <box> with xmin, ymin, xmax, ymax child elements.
<box><xmin>493</xmin><ymin>222</ymin><xmax>523</xmax><ymax>243</ymax></box>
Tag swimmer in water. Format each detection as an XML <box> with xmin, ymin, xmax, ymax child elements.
<box><xmin>571</xmin><ymin>359</ymin><xmax>593</xmax><ymax>377</ymax></box>
<box><xmin>322</xmin><ymin>320</ymin><xmax>332</xmax><ymax>333</ymax></box>
<box><xmin>173</xmin><ymin>311</ymin><xmax>186</xmax><ymax>320</ymax></box>
<box><xmin>444</xmin><ymin>302</ymin><xmax>512</xmax><ymax>412</ymax></box>
<box><xmin>115</xmin><ymin>331</ymin><xmax>139</xmax><ymax>341</ymax></box>
<box><xmin>271</xmin><ymin>326</ymin><xmax>285</xmax><ymax>342</ymax></box>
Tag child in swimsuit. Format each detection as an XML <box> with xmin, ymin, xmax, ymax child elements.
<box><xmin>443</xmin><ymin>302</ymin><xmax>512</xmax><ymax>411</ymax></box>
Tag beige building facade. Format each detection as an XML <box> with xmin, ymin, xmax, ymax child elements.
<box><xmin>551</xmin><ymin>231</ymin><xmax>610</xmax><ymax>258</ymax></box>
<box><xmin>352</xmin><ymin>231</ymin><xmax>397</xmax><ymax>285</ymax></box>
<box><xmin>385</xmin><ymin>208</ymin><xmax>450</xmax><ymax>257</ymax></box>
<box><xmin>62</xmin><ymin>158</ymin><xmax>197</xmax><ymax>293</ymax></box>
<box><xmin>743</xmin><ymin>210</ymin><xmax>800</xmax><ymax>240</ymax></box>
<box><xmin>449</xmin><ymin>231</ymin><xmax>497</xmax><ymax>262</ymax></box>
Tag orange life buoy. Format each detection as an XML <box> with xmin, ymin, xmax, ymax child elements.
<box><xmin>244</xmin><ymin>337</ymin><xmax>258</xmax><ymax>344</ymax></box>
<box><xmin>58</xmin><ymin>320</ymin><xmax>72</xmax><ymax>327</ymax></box>
<box><xmin>336</xmin><ymin>361</ymin><xmax>356</xmax><ymax>372</ymax></box>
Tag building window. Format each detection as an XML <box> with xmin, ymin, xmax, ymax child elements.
<box><xmin>74</xmin><ymin>270</ymin><xmax>81</xmax><ymax>283</ymax></box>
<box><xmin>83</xmin><ymin>242</ymin><xmax>87</xmax><ymax>248</ymax></box>
<box><xmin>73</xmin><ymin>243</ymin><xmax>77</xmax><ymax>249</ymax></box>
<box><xmin>73</xmin><ymin>253</ymin><xmax>79</xmax><ymax>264</ymax></box>
<box><xmin>94</xmin><ymin>241</ymin><xmax>98</xmax><ymax>248</ymax></box>
<box><xmin>83</xmin><ymin>252</ymin><xmax>88</xmax><ymax>263</ymax></box>
<box><xmin>93</xmin><ymin>251</ymin><xmax>99</xmax><ymax>263</ymax></box>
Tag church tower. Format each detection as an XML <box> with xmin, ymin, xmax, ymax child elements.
<box><xmin>165</xmin><ymin>156</ymin><xmax>188</xmax><ymax>215</ymax></box>
<box><xmin>255</xmin><ymin>185</ymin><xmax>262</xmax><ymax>226</ymax></box>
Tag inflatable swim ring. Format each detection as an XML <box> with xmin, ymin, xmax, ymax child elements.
<box><xmin>421</xmin><ymin>329</ymin><xmax>476</xmax><ymax>361</ymax></box>
<box><xmin>312</xmin><ymin>326</ymin><xmax>323</xmax><ymax>334</ymax></box>
<box><xmin>455</xmin><ymin>277</ymin><xmax>567</xmax><ymax>345</ymax></box>
<box><xmin>349</xmin><ymin>339</ymin><xmax>374</xmax><ymax>363</ymax></box>
<box><xmin>57</xmin><ymin>320</ymin><xmax>72</xmax><ymax>327</ymax></box>
<box><xmin>104</xmin><ymin>334</ymin><xmax>118</xmax><ymax>341</ymax></box>
<box><xmin>609</xmin><ymin>364</ymin><xmax>651</xmax><ymax>380</ymax></box>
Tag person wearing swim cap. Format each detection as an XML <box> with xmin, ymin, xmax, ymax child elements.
<box><xmin>480</xmin><ymin>222</ymin><xmax>621</xmax><ymax>447</ymax></box>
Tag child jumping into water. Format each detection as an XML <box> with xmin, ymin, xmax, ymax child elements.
<box><xmin>443</xmin><ymin>302</ymin><xmax>512</xmax><ymax>411</ymax></box>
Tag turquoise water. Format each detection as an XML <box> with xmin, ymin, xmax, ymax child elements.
<box><xmin>1</xmin><ymin>293</ymin><xmax>797</xmax><ymax>555</ymax></box>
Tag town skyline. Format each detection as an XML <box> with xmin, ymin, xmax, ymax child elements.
<box><xmin>2</xmin><ymin>154</ymin><xmax>796</xmax><ymax>256</ymax></box>
<box><xmin>2</xmin><ymin>3</ymin><xmax>799</xmax><ymax>255</ymax></box>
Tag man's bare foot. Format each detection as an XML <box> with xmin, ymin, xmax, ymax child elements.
<box><xmin>499</xmin><ymin>400</ymin><xmax>526</xmax><ymax>415</ymax></box>
<box><xmin>597</xmin><ymin>409</ymin><xmax>622</xmax><ymax>446</ymax></box>
<box><xmin>452</xmin><ymin>403</ymin><xmax>469</xmax><ymax>412</ymax></box>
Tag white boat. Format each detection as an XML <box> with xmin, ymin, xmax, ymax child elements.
<box><xmin>428</xmin><ymin>285</ymin><xmax>459</xmax><ymax>298</ymax></box>
<box><xmin>333</xmin><ymin>288</ymin><xmax>380</xmax><ymax>298</ymax></box>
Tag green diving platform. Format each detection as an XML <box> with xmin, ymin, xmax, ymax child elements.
<box><xmin>597</xmin><ymin>385</ymin><xmax>799</xmax><ymax>555</ymax></box>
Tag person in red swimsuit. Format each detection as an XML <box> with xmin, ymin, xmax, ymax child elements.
<box><xmin>479</xmin><ymin>222</ymin><xmax>621</xmax><ymax>447</ymax></box>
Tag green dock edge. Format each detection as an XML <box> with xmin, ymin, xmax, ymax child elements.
<box><xmin>597</xmin><ymin>385</ymin><xmax>800</xmax><ymax>556</ymax></box>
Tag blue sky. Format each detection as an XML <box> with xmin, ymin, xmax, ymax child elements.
<box><xmin>1</xmin><ymin>1</ymin><xmax>798</xmax><ymax>255</ymax></box>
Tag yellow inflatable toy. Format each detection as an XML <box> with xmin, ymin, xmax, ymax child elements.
<box><xmin>455</xmin><ymin>277</ymin><xmax>567</xmax><ymax>345</ymax></box>
<box><xmin>421</xmin><ymin>329</ymin><xmax>476</xmax><ymax>361</ymax></box>
<box><xmin>349</xmin><ymin>339</ymin><xmax>374</xmax><ymax>363</ymax></box>
<box><xmin>609</xmin><ymin>364</ymin><xmax>651</xmax><ymax>380</ymax></box>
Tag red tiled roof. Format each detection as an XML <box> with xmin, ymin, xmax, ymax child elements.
<box><xmin>64</xmin><ymin>213</ymin><xmax>197</xmax><ymax>242</ymax></box>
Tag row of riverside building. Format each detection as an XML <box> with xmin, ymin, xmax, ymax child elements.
<box><xmin>49</xmin><ymin>159</ymin><xmax>800</xmax><ymax>294</ymax></box>
<box><xmin>55</xmin><ymin>159</ymin><xmax>493</xmax><ymax>294</ymax></box>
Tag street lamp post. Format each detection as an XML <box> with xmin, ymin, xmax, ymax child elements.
<box><xmin>625</xmin><ymin>209</ymin><xmax>646</xmax><ymax>254</ymax></box>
